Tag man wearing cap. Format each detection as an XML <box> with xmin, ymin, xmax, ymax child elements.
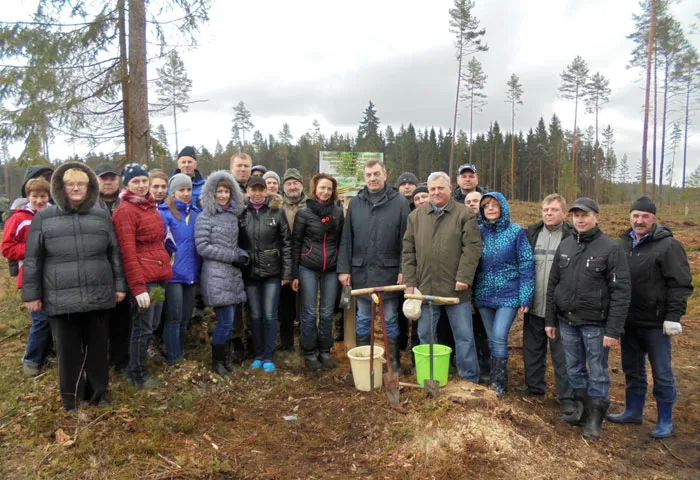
<box><xmin>412</xmin><ymin>183</ymin><xmax>429</xmax><ymax>208</ymax></box>
<box><xmin>545</xmin><ymin>197</ymin><xmax>631</xmax><ymax>441</ymax></box>
<box><xmin>251</xmin><ymin>165</ymin><xmax>268</xmax><ymax>177</ymax></box>
<box><xmin>230</xmin><ymin>152</ymin><xmax>253</xmax><ymax>193</ymax></box>
<box><xmin>520</xmin><ymin>194</ymin><xmax>575</xmax><ymax>418</ymax></box>
<box><xmin>606</xmin><ymin>197</ymin><xmax>692</xmax><ymax>439</ymax></box>
<box><xmin>96</xmin><ymin>163</ymin><xmax>122</xmax><ymax>215</ymax></box>
<box><xmin>337</xmin><ymin>159</ymin><xmax>410</xmax><ymax>372</ymax></box>
<box><xmin>277</xmin><ymin>168</ymin><xmax>308</xmax><ymax>350</ymax></box>
<box><xmin>396</xmin><ymin>172</ymin><xmax>419</xmax><ymax>210</ymax></box>
<box><xmin>453</xmin><ymin>163</ymin><xmax>486</xmax><ymax>204</ymax></box>
<box><xmin>173</xmin><ymin>146</ymin><xmax>205</xmax><ymax>207</ymax></box>
<box><xmin>403</xmin><ymin>171</ymin><xmax>482</xmax><ymax>382</ymax></box>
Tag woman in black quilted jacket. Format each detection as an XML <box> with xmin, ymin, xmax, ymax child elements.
<box><xmin>291</xmin><ymin>174</ymin><xmax>344</xmax><ymax>370</ymax></box>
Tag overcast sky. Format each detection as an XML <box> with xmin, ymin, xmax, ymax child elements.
<box><xmin>13</xmin><ymin>0</ymin><xmax>700</xmax><ymax>186</ymax></box>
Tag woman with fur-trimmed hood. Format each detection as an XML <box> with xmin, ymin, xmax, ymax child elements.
<box><xmin>195</xmin><ymin>170</ymin><xmax>249</xmax><ymax>375</ymax></box>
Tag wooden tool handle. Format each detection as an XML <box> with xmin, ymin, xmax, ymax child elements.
<box><xmin>351</xmin><ymin>284</ymin><xmax>406</xmax><ymax>296</ymax></box>
<box><xmin>404</xmin><ymin>294</ymin><xmax>460</xmax><ymax>305</ymax></box>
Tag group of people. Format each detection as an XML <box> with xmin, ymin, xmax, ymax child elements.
<box><xmin>1</xmin><ymin>154</ymin><xmax>692</xmax><ymax>443</ymax></box>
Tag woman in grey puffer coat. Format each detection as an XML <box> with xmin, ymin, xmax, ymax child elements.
<box><xmin>195</xmin><ymin>170</ymin><xmax>249</xmax><ymax>375</ymax></box>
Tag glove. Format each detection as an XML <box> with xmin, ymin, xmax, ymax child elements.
<box><xmin>135</xmin><ymin>292</ymin><xmax>151</xmax><ymax>310</ymax></box>
<box><xmin>233</xmin><ymin>251</ymin><xmax>250</xmax><ymax>269</ymax></box>
<box><xmin>663</xmin><ymin>321</ymin><xmax>682</xmax><ymax>336</ymax></box>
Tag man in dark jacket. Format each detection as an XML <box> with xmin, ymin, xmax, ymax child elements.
<box><xmin>545</xmin><ymin>197</ymin><xmax>631</xmax><ymax>440</ymax></box>
<box><xmin>172</xmin><ymin>146</ymin><xmax>205</xmax><ymax>207</ymax></box>
<box><xmin>403</xmin><ymin>172</ymin><xmax>482</xmax><ymax>382</ymax></box>
<box><xmin>521</xmin><ymin>194</ymin><xmax>575</xmax><ymax>419</ymax></box>
<box><xmin>452</xmin><ymin>163</ymin><xmax>487</xmax><ymax>204</ymax></box>
<box><xmin>96</xmin><ymin>163</ymin><xmax>121</xmax><ymax>215</ymax></box>
<box><xmin>607</xmin><ymin>197</ymin><xmax>693</xmax><ymax>439</ymax></box>
<box><xmin>396</xmin><ymin>172</ymin><xmax>419</xmax><ymax>211</ymax></box>
<box><xmin>337</xmin><ymin>160</ymin><xmax>410</xmax><ymax>371</ymax></box>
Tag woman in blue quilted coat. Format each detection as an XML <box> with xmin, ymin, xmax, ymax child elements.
<box><xmin>195</xmin><ymin>171</ymin><xmax>249</xmax><ymax>375</ymax></box>
<box><xmin>474</xmin><ymin>191</ymin><xmax>535</xmax><ymax>398</ymax></box>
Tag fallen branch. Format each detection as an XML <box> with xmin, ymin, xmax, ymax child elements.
<box><xmin>661</xmin><ymin>440</ymin><xmax>694</xmax><ymax>468</ymax></box>
<box><xmin>157</xmin><ymin>452</ymin><xmax>181</xmax><ymax>469</ymax></box>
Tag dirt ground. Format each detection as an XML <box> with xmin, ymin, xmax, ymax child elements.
<box><xmin>0</xmin><ymin>202</ymin><xmax>698</xmax><ymax>479</ymax></box>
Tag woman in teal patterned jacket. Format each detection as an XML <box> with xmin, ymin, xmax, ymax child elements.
<box><xmin>473</xmin><ymin>191</ymin><xmax>535</xmax><ymax>398</ymax></box>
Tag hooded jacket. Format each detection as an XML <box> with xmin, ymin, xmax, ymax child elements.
<box><xmin>291</xmin><ymin>197</ymin><xmax>344</xmax><ymax>277</ymax></box>
<box><xmin>239</xmin><ymin>196</ymin><xmax>293</xmax><ymax>280</ymax></box>
<box><xmin>545</xmin><ymin>225</ymin><xmax>631</xmax><ymax>339</ymax></box>
<box><xmin>620</xmin><ymin>223</ymin><xmax>693</xmax><ymax>328</ymax></box>
<box><xmin>195</xmin><ymin>171</ymin><xmax>248</xmax><ymax>307</ymax></box>
<box><xmin>158</xmin><ymin>199</ymin><xmax>201</xmax><ymax>284</ymax></box>
<box><xmin>21</xmin><ymin>162</ymin><xmax>127</xmax><ymax>315</ymax></box>
<box><xmin>473</xmin><ymin>192</ymin><xmax>535</xmax><ymax>309</ymax></box>
<box><xmin>1</xmin><ymin>204</ymin><xmax>39</xmax><ymax>288</ymax></box>
<box><xmin>336</xmin><ymin>185</ymin><xmax>410</xmax><ymax>294</ymax></box>
<box><xmin>171</xmin><ymin>168</ymin><xmax>206</xmax><ymax>207</ymax></box>
<box><xmin>112</xmin><ymin>191</ymin><xmax>173</xmax><ymax>296</ymax></box>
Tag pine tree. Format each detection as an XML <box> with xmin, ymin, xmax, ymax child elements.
<box><xmin>671</xmin><ymin>42</ymin><xmax>699</xmax><ymax>189</ymax></box>
<box><xmin>505</xmin><ymin>73</ymin><xmax>523</xmax><ymax>199</ymax></box>
<box><xmin>278</xmin><ymin>123</ymin><xmax>293</xmax><ymax>171</ymax></box>
<box><xmin>231</xmin><ymin>101</ymin><xmax>254</xmax><ymax>149</ymax></box>
<box><xmin>356</xmin><ymin>101</ymin><xmax>384</xmax><ymax>153</ymax></box>
<box><xmin>666</xmin><ymin>121</ymin><xmax>682</xmax><ymax>187</ymax></box>
<box><xmin>154</xmin><ymin>50</ymin><xmax>193</xmax><ymax>153</ymax></box>
<box><xmin>559</xmin><ymin>56</ymin><xmax>589</xmax><ymax>186</ymax></box>
<box><xmin>584</xmin><ymin>72</ymin><xmax>611</xmax><ymax>202</ymax></box>
<box><xmin>462</xmin><ymin>57</ymin><xmax>487</xmax><ymax>163</ymax></box>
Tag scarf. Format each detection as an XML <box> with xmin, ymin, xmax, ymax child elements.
<box><xmin>308</xmin><ymin>198</ymin><xmax>336</xmax><ymax>232</ymax></box>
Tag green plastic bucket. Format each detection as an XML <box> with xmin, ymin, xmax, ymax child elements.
<box><xmin>412</xmin><ymin>344</ymin><xmax>452</xmax><ymax>387</ymax></box>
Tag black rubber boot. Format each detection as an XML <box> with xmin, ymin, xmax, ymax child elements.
<box><xmin>582</xmin><ymin>398</ymin><xmax>610</xmax><ymax>441</ymax></box>
<box><xmin>490</xmin><ymin>356</ymin><xmax>508</xmax><ymax>399</ymax></box>
<box><xmin>231</xmin><ymin>337</ymin><xmax>245</xmax><ymax>364</ymax></box>
<box><xmin>355</xmin><ymin>334</ymin><xmax>370</xmax><ymax>347</ymax></box>
<box><xmin>563</xmin><ymin>389</ymin><xmax>587</xmax><ymax>425</ymax></box>
<box><xmin>318</xmin><ymin>350</ymin><xmax>336</xmax><ymax>369</ymax></box>
<box><xmin>211</xmin><ymin>344</ymin><xmax>230</xmax><ymax>377</ymax></box>
<box><xmin>223</xmin><ymin>340</ymin><xmax>235</xmax><ymax>372</ymax></box>
<box><xmin>388</xmin><ymin>338</ymin><xmax>401</xmax><ymax>374</ymax></box>
<box><xmin>304</xmin><ymin>351</ymin><xmax>322</xmax><ymax>370</ymax></box>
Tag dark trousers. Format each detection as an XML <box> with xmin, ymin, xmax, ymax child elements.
<box><xmin>472</xmin><ymin>308</ymin><xmax>491</xmax><ymax>377</ymax></box>
<box><xmin>49</xmin><ymin>311</ymin><xmax>110</xmax><ymax>411</ymax></box>
<box><xmin>108</xmin><ymin>297</ymin><xmax>132</xmax><ymax>372</ymax></box>
<box><xmin>278</xmin><ymin>283</ymin><xmax>297</xmax><ymax>349</ymax></box>
<box><xmin>621</xmin><ymin>326</ymin><xmax>676</xmax><ymax>404</ymax></box>
<box><xmin>523</xmin><ymin>313</ymin><xmax>573</xmax><ymax>400</ymax></box>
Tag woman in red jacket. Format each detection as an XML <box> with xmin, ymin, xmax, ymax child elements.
<box><xmin>112</xmin><ymin>164</ymin><xmax>173</xmax><ymax>388</ymax></box>
<box><xmin>1</xmin><ymin>178</ymin><xmax>52</xmax><ymax>377</ymax></box>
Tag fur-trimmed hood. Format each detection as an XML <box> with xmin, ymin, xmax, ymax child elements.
<box><xmin>200</xmin><ymin>170</ymin><xmax>245</xmax><ymax>216</ymax></box>
<box><xmin>51</xmin><ymin>161</ymin><xmax>100</xmax><ymax>213</ymax></box>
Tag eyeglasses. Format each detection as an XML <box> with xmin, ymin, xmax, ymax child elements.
<box><xmin>65</xmin><ymin>183</ymin><xmax>88</xmax><ymax>190</ymax></box>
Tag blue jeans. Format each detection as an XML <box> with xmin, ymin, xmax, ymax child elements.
<box><xmin>356</xmin><ymin>296</ymin><xmax>399</xmax><ymax>338</ymax></box>
<box><xmin>23</xmin><ymin>310</ymin><xmax>52</xmax><ymax>368</ymax></box>
<box><xmin>163</xmin><ymin>282</ymin><xmax>197</xmax><ymax>365</ymax></box>
<box><xmin>418</xmin><ymin>301</ymin><xmax>479</xmax><ymax>383</ymax></box>
<box><xmin>621</xmin><ymin>327</ymin><xmax>676</xmax><ymax>404</ymax></box>
<box><xmin>298</xmin><ymin>266</ymin><xmax>339</xmax><ymax>352</ymax></box>
<box><xmin>478</xmin><ymin>307</ymin><xmax>518</xmax><ymax>359</ymax></box>
<box><xmin>559</xmin><ymin>322</ymin><xmax>610</xmax><ymax>400</ymax></box>
<box><xmin>212</xmin><ymin>305</ymin><xmax>236</xmax><ymax>345</ymax></box>
<box><xmin>128</xmin><ymin>282</ymin><xmax>165</xmax><ymax>382</ymax></box>
<box><xmin>246</xmin><ymin>277</ymin><xmax>281</xmax><ymax>362</ymax></box>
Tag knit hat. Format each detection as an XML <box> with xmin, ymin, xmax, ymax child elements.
<box><xmin>569</xmin><ymin>197</ymin><xmax>599</xmax><ymax>214</ymax></box>
<box><xmin>412</xmin><ymin>183</ymin><xmax>428</xmax><ymax>200</ymax></box>
<box><xmin>630</xmin><ymin>196</ymin><xmax>656</xmax><ymax>215</ymax></box>
<box><xmin>121</xmin><ymin>163</ymin><xmax>149</xmax><ymax>186</ymax></box>
<box><xmin>282</xmin><ymin>168</ymin><xmax>303</xmax><ymax>185</ymax></box>
<box><xmin>263</xmin><ymin>170</ymin><xmax>281</xmax><ymax>185</ymax></box>
<box><xmin>251</xmin><ymin>165</ymin><xmax>268</xmax><ymax>176</ymax></box>
<box><xmin>396</xmin><ymin>172</ymin><xmax>419</xmax><ymax>186</ymax></box>
<box><xmin>177</xmin><ymin>146</ymin><xmax>196</xmax><ymax>160</ymax></box>
<box><xmin>168</xmin><ymin>173</ymin><xmax>193</xmax><ymax>192</ymax></box>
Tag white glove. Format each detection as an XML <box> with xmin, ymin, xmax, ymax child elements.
<box><xmin>135</xmin><ymin>292</ymin><xmax>151</xmax><ymax>310</ymax></box>
<box><xmin>663</xmin><ymin>321</ymin><xmax>682</xmax><ymax>336</ymax></box>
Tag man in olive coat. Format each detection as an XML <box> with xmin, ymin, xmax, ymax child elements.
<box><xmin>403</xmin><ymin>171</ymin><xmax>482</xmax><ymax>382</ymax></box>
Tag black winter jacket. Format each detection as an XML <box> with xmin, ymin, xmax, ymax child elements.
<box><xmin>291</xmin><ymin>199</ymin><xmax>344</xmax><ymax>277</ymax></box>
<box><xmin>239</xmin><ymin>198</ymin><xmax>292</xmax><ymax>281</ymax></box>
<box><xmin>336</xmin><ymin>185</ymin><xmax>410</xmax><ymax>295</ymax></box>
<box><xmin>620</xmin><ymin>224</ymin><xmax>693</xmax><ymax>328</ymax></box>
<box><xmin>22</xmin><ymin>162</ymin><xmax>127</xmax><ymax>316</ymax></box>
<box><xmin>545</xmin><ymin>226</ymin><xmax>631</xmax><ymax>339</ymax></box>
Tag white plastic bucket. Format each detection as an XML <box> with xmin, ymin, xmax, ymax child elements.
<box><xmin>347</xmin><ymin>345</ymin><xmax>385</xmax><ymax>391</ymax></box>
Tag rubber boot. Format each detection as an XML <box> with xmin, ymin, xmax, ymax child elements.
<box><xmin>355</xmin><ymin>334</ymin><xmax>370</xmax><ymax>347</ymax></box>
<box><xmin>231</xmin><ymin>337</ymin><xmax>245</xmax><ymax>364</ymax></box>
<box><xmin>223</xmin><ymin>340</ymin><xmax>235</xmax><ymax>373</ymax></box>
<box><xmin>563</xmin><ymin>389</ymin><xmax>587</xmax><ymax>425</ymax></box>
<box><xmin>652</xmin><ymin>401</ymin><xmax>674</xmax><ymax>439</ymax></box>
<box><xmin>211</xmin><ymin>344</ymin><xmax>230</xmax><ymax>377</ymax></box>
<box><xmin>490</xmin><ymin>356</ymin><xmax>508</xmax><ymax>399</ymax></box>
<box><xmin>607</xmin><ymin>392</ymin><xmax>645</xmax><ymax>424</ymax></box>
<box><xmin>304</xmin><ymin>351</ymin><xmax>322</xmax><ymax>370</ymax></box>
<box><xmin>388</xmin><ymin>338</ymin><xmax>401</xmax><ymax>374</ymax></box>
<box><xmin>582</xmin><ymin>398</ymin><xmax>610</xmax><ymax>441</ymax></box>
<box><xmin>318</xmin><ymin>350</ymin><xmax>336</xmax><ymax>369</ymax></box>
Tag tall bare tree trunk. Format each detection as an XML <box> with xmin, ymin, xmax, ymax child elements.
<box><xmin>449</xmin><ymin>43</ymin><xmax>464</xmax><ymax>180</ymax></box>
<box><xmin>118</xmin><ymin>0</ymin><xmax>130</xmax><ymax>163</ymax></box>
<box><xmin>682</xmin><ymin>74</ymin><xmax>690</xmax><ymax>189</ymax></box>
<box><xmin>658</xmin><ymin>59</ymin><xmax>669</xmax><ymax>199</ymax></box>
<box><xmin>469</xmin><ymin>87</ymin><xmax>474</xmax><ymax>164</ymax></box>
<box><xmin>173</xmin><ymin>103</ymin><xmax>179</xmax><ymax>154</ymax></box>
<box><xmin>652</xmin><ymin>44</ymin><xmax>658</xmax><ymax>200</ymax></box>
<box><xmin>640</xmin><ymin>0</ymin><xmax>655</xmax><ymax>195</ymax></box>
<box><xmin>129</xmin><ymin>0</ymin><xmax>150</xmax><ymax>166</ymax></box>
<box><xmin>572</xmin><ymin>96</ymin><xmax>578</xmax><ymax>189</ymax></box>
<box><xmin>511</xmin><ymin>102</ymin><xmax>515</xmax><ymax>200</ymax></box>
<box><xmin>594</xmin><ymin>102</ymin><xmax>600</xmax><ymax>203</ymax></box>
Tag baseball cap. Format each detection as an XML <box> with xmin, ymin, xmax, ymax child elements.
<box><xmin>569</xmin><ymin>197</ymin><xmax>599</xmax><ymax>214</ymax></box>
<box><xmin>458</xmin><ymin>163</ymin><xmax>477</xmax><ymax>175</ymax></box>
<box><xmin>95</xmin><ymin>163</ymin><xmax>119</xmax><ymax>177</ymax></box>
<box><xmin>246</xmin><ymin>176</ymin><xmax>267</xmax><ymax>189</ymax></box>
